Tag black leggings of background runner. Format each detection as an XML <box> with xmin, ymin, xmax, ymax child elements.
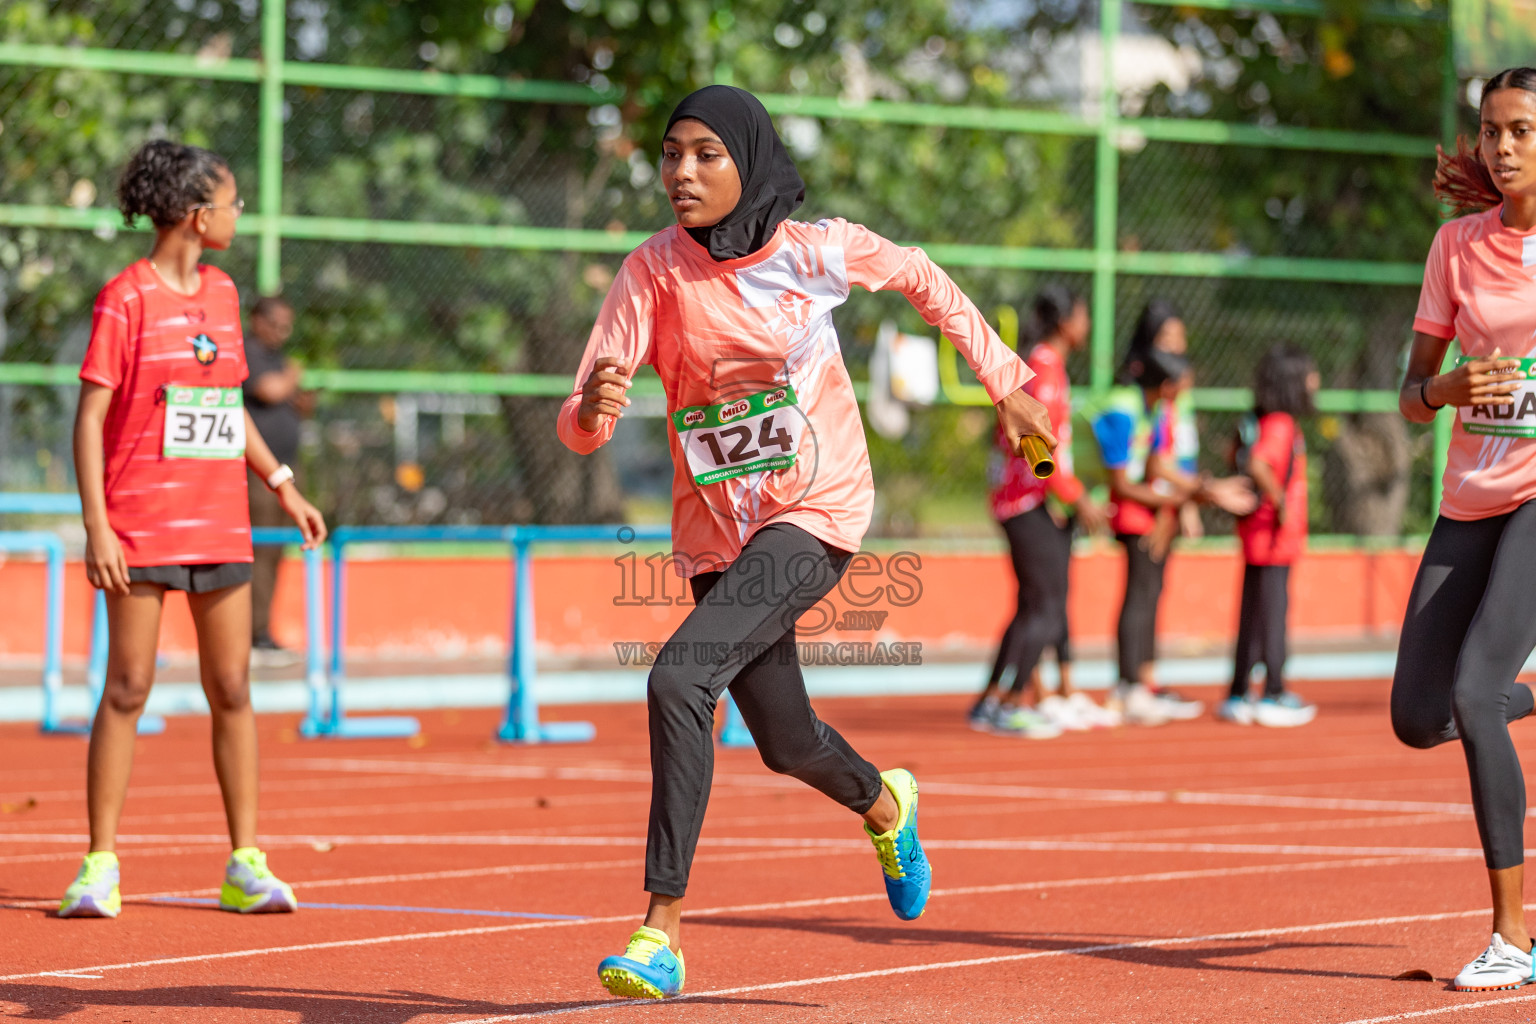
<box><xmin>985</xmin><ymin>506</ymin><xmax>1072</xmax><ymax>697</ymax></box>
<box><xmin>1230</xmin><ymin>564</ymin><xmax>1290</xmax><ymax>700</ymax></box>
<box><xmin>644</xmin><ymin>522</ymin><xmax>883</xmax><ymax>897</ymax></box>
<box><xmin>1392</xmin><ymin>505</ymin><xmax>1536</xmax><ymax>870</ymax></box>
<box><xmin>1116</xmin><ymin>532</ymin><xmax>1166</xmax><ymax>685</ymax></box>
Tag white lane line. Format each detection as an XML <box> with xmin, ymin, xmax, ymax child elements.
<box><xmin>0</xmin><ymin>848</ymin><xmax>836</xmax><ymax>910</ymax></box>
<box><xmin>0</xmin><ymin>831</ymin><xmax>1499</xmax><ymax>859</ymax></box>
<box><xmin>0</xmin><ymin>845</ymin><xmax>223</xmax><ymax>866</ymax></box>
<box><xmin>1332</xmin><ymin>993</ymin><xmax>1536</xmax><ymax>1023</ymax></box>
<box><xmin>270</xmin><ymin>756</ymin><xmax>1482</xmax><ymax>816</ymax></box>
<box><xmin>445</xmin><ymin>904</ymin><xmax>1536</xmax><ymax>1023</ymax></box>
<box><xmin>1063</xmin><ymin>812</ymin><xmax>1467</xmax><ymax>844</ymax></box>
<box><xmin>0</xmin><ymin>855</ymin><xmax>1447</xmax><ymax>982</ymax></box>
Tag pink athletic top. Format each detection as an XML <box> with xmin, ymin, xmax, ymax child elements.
<box><xmin>1414</xmin><ymin>206</ymin><xmax>1536</xmax><ymax>521</ymax></box>
<box><xmin>559</xmin><ymin>219</ymin><xmax>1033</xmax><ymax>575</ymax></box>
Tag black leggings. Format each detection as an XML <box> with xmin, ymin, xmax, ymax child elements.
<box><xmin>987</xmin><ymin>506</ymin><xmax>1072</xmax><ymax>695</ymax></box>
<box><xmin>644</xmin><ymin>523</ymin><xmax>883</xmax><ymax>897</ymax></box>
<box><xmin>1230</xmin><ymin>564</ymin><xmax>1290</xmax><ymax>700</ymax></box>
<box><xmin>1116</xmin><ymin>533</ymin><xmax>1166</xmax><ymax>685</ymax></box>
<box><xmin>1391</xmin><ymin>507</ymin><xmax>1536</xmax><ymax>870</ymax></box>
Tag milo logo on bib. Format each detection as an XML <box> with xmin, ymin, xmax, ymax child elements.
<box><xmin>1459</xmin><ymin>356</ymin><xmax>1536</xmax><ymax>438</ymax></box>
<box><xmin>672</xmin><ymin>385</ymin><xmax>805</xmax><ymax>486</ymax></box>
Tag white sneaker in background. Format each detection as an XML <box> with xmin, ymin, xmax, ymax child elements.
<box><xmin>1037</xmin><ymin>694</ymin><xmax>1092</xmax><ymax>732</ymax></box>
<box><xmin>1119</xmin><ymin>684</ymin><xmax>1171</xmax><ymax>726</ymax></box>
<box><xmin>1252</xmin><ymin>692</ymin><xmax>1318</xmax><ymax>728</ymax></box>
<box><xmin>1149</xmin><ymin>687</ymin><xmax>1204</xmax><ymax>721</ymax></box>
<box><xmin>1216</xmin><ymin>696</ymin><xmax>1255</xmax><ymax>725</ymax></box>
<box><xmin>1065</xmin><ymin>691</ymin><xmax>1119</xmax><ymax>728</ymax></box>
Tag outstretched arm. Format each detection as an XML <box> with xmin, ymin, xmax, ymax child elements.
<box><xmin>558</xmin><ymin>260</ymin><xmax>656</xmax><ymax>454</ymax></box>
<box><xmin>852</xmin><ymin>225</ymin><xmax>1054</xmax><ymax>448</ymax></box>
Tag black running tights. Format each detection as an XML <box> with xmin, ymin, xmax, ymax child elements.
<box><xmin>1116</xmin><ymin>533</ymin><xmax>1166</xmax><ymax>685</ymax></box>
<box><xmin>1391</xmin><ymin>505</ymin><xmax>1536</xmax><ymax>870</ymax></box>
<box><xmin>644</xmin><ymin>523</ymin><xmax>883</xmax><ymax>897</ymax></box>
<box><xmin>1230</xmin><ymin>564</ymin><xmax>1290</xmax><ymax>700</ymax></box>
<box><xmin>987</xmin><ymin>505</ymin><xmax>1072</xmax><ymax>696</ymax></box>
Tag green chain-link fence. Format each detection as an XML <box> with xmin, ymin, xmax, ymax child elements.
<box><xmin>0</xmin><ymin>0</ymin><xmax>1460</xmax><ymax>539</ymax></box>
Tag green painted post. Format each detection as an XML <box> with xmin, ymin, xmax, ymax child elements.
<box><xmin>257</xmin><ymin>0</ymin><xmax>285</xmax><ymax>295</ymax></box>
<box><xmin>1090</xmin><ymin>0</ymin><xmax>1122</xmax><ymax>394</ymax></box>
<box><xmin>1432</xmin><ymin>24</ymin><xmax>1458</xmax><ymax>516</ymax></box>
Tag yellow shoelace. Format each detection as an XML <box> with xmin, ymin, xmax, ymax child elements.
<box><xmin>870</xmin><ymin>829</ymin><xmax>904</xmax><ymax>879</ymax></box>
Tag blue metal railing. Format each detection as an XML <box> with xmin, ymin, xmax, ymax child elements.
<box><xmin>3</xmin><ymin>494</ymin><xmax>754</xmax><ymax>747</ymax></box>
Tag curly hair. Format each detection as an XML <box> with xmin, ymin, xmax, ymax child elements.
<box><xmin>1433</xmin><ymin>67</ymin><xmax>1536</xmax><ymax>216</ymax></box>
<box><xmin>117</xmin><ymin>139</ymin><xmax>230</xmax><ymax>228</ymax></box>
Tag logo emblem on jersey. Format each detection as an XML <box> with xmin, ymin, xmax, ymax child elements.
<box><xmin>189</xmin><ymin>333</ymin><xmax>218</xmax><ymax>365</ymax></box>
<box><xmin>775</xmin><ymin>289</ymin><xmax>814</xmax><ymax>329</ymax></box>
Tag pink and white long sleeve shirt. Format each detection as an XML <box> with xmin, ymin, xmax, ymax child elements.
<box><xmin>558</xmin><ymin>218</ymin><xmax>1032</xmax><ymax>575</ymax></box>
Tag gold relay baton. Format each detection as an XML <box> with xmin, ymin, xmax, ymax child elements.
<box><xmin>1017</xmin><ymin>435</ymin><xmax>1056</xmax><ymax>479</ymax></box>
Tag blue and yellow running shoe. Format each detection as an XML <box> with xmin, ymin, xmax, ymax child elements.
<box><xmin>219</xmin><ymin>847</ymin><xmax>297</xmax><ymax>913</ymax></box>
<box><xmin>865</xmin><ymin>768</ymin><xmax>931</xmax><ymax>921</ymax></box>
<box><xmin>597</xmin><ymin>926</ymin><xmax>685</xmax><ymax>999</ymax></box>
<box><xmin>58</xmin><ymin>851</ymin><xmax>121</xmax><ymax>918</ymax></box>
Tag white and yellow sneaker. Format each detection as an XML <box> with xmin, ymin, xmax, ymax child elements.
<box><xmin>59</xmin><ymin>851</ymin><xmax>121</xmax><ymax>919</ymax></box>
<box><xmin>219</xmin><ymin>847</ymin><xmax>297</xmax><ymax>913</ymax></box>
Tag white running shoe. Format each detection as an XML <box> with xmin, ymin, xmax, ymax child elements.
<box><xmin>1252</xmin><ymin>692</ymin><xmax>1318</xmax><ymax>728</ymax></box>
<box><xmin>1066</xmin><ymin>691</ymin><xmax>1120</xmax><ymax>728</ymax></box>
<box><xmin>1216</xmin><ymin>696</ymin><xmax>1255</xmax><ymax>725</ymax></box>
<box><xmin>989</xmin><ymin>704</ymin><xmax>1063</xmax><ymax>740</ymax></box>
<box><xmin>1118</xmin><ymin>684</ymin><xmax>1171</xmax><ymax>726</ymax></box>
<box><xmin>1454</xmin><ymin>933</ymin><xmax>1535</xmax><ymax>992</ymax></box>
<box><xmin>1037</xmin><ymin>694</ymin><xmax>1092</xmax><ymax>732</ymax></box>
<box><xmin>1149</xmin><ymin>687</ymin><xmax>1204</xmax><ymax>721</ymax></box>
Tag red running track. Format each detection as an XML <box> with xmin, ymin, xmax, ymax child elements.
<box><xmin>2</xmin><ymin>681</ymin><xmax>1535</xmax><ymax>1023</ymax></box>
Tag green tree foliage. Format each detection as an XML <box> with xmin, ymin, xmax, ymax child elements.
<box><xmin>1</xmin><ymin>0</ymin><xmax>1453</xmax><ymax>534</ymax></box>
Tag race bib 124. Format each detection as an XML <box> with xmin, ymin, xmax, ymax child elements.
<box><xmin>672</xmin><ymin>385</ymin><xmax>804</xmax><ymax>486</ymax></box>
<box><xmin>162</xmin><ymin>386</ymin><xmax>246</xmax><ymax>459</ymax></box>
<box><xmin>1459</xmin><ymin>356</ymin><xmax>1536</xmax><ymax>438</ymax></box>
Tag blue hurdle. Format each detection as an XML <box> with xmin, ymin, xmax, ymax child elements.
<box><xmin>0</xmin><ymin>530</ymin><xmax>66</xmax><ymax>731</ymax></box>
<box><xmin>1</xmin><ymin>494</ymin><xmax>164</xmax><ymax>735</ymax></box>
<box><xmin>496</xmin><ymin>525</ymin><xmax>753</xmax><ymax>749</ymax></box>
<box><xmin>324</xmin><ymin>523</ymin><xmax>752</xmax><ymax>747</ymax></box>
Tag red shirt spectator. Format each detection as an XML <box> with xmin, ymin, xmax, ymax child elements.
<box><xmin>989</xmin><ymin>343</ymin><xmax>1086</xmax><ymax>522</ymax></box>
<box><xmin>1236</xmin><ymin>411</ymin><xmax>1307</xmax><ymax>565</ymax></box>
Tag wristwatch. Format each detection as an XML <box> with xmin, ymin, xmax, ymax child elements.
<box><xmin>265</xmin><ymin>464</ymin><xmax>295</xmax><ymax>491</ymax></box>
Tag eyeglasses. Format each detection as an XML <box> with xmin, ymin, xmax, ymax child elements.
<box><xmin>190</xmin><ymin>197</ymin><xmax>245</xmax><ymax>217</ymax></box>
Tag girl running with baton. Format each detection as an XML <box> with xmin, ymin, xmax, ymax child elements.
<box><xmin>559</xmin><ymin>85</ymin><xmax>1055</xmax><ymax>998</ymax></box>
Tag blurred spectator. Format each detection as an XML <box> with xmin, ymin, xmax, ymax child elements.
<box><xmin>243</xmin><ymin>296</ymin><xmax>309</xmax><ymax>659</ymax></box>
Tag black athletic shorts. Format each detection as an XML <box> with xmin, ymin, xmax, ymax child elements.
<box><xmin>127</xmin><ymin>562</ymin><xmax>253</xmax><ymax>593</ymax></box>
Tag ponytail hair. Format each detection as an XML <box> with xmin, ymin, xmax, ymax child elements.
<box><xmin>1433</xmin><ymin>66</ymin><xmax>1536</xmax><ymax>216</ymax></box>
<box><xmin>1023</xmin><ymin>285</ymin><xmax>1082</xmax><ymax>345</ymax></box>
<box><xmin>117</xmin><ymin>139</ymin><xmax>230</xmax><ymax>228</ymax></box>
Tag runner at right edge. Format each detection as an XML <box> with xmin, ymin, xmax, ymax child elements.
<box><xmin>1391</xmin><ymin>66</ymin><xmax>1536</xmax><ymax>992</ymax></box>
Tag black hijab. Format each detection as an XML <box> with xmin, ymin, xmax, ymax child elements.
<box><xmin>665</xmin><ymin>85</ymin><xmax>805</xmax><ymax>261</ymax></box>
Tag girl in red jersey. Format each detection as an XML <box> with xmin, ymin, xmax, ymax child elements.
<box><xmin>970</xmin><ymin>286</ymin><xmax>1112</xmax><ymax>737</ymax></box>
<box><xmin>1391</xmin><ymin>68</ymin><xmax>1536</xmax><ymax>992</ymax></box>
<box><xmin>59</xmin><ymin>140</ymin><xmax>327</xmax><ymax>919</ymax></box>
<box><xmin>1218</xmin><ymin>344</ymin><xmax>1319</xmax><ymax>728</ymax></box>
